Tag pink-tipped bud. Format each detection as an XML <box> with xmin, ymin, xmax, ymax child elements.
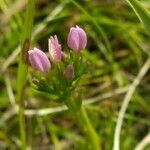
<box><xmin>65</xmin><ymin>64</ymin><xmax>74</xmax><ymax>80</ymax></box>
<box><xmin>48</xmin><ymin>35</ymin><xmax>62</xmax><ymax>62</ymax></box>
<box><xmin>28</xmin><ymin>48</ymin><xmax>51</xmax><ymax>72</ymax></box>
<box><xmin>67</xmin><ymin>25</ymin><xmax>87</xmax><ymax>52</ymax></box>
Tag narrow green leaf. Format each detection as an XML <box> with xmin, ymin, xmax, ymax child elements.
<box><xmin>125</xmin><ymin>0</ymin><xmax>150</xmax><ymax>34</ymax></box>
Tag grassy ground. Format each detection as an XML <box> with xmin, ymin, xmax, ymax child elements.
<box><xmin>0</xmin><ymin>0</ymin><xmax>150</xmax><ymax>149</ymax></box>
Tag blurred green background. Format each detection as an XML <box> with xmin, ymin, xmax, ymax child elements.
<box><xmin>0</xmin><ymin>0</ymin><xmax>150</xmax><ymax>149</ymax></box>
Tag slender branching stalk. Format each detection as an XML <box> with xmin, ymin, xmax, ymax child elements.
<box><xmin>66</xmin><ymin>99</ymin><xmax>100</xmax><ymax>150</ymax></box>
<box><xmin>77</xmin><ymin>107</ymin><xmax>100</xmax><ymax>150</ymax></box>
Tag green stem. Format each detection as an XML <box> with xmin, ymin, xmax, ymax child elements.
<box><xmin>16</xmin><ymin>0</ymin><xmax>35</xmax><ymax>149</ymax></box>
<box><xmin>47</xmin><ymin>123</ymin><xmax>61</xmax><ymax>150</ymax></box>
<box><xmin>76</xmin><ymin>107</ymin><xmax>100</xmax><ymax>150</ymax></box>
<box><xmin>66</xmin><ymin>100</ymin><xmax>100</xmax><ymax>149</ymax></box>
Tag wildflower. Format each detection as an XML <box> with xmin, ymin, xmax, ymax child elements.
<box><xmin>28</xmin><ymin>48</ymin><xmax>51</xmax><ymax>72</ymax></box>
<box><xmin>65</xmin><ymin>64</ymin><xmax>74</xmax><ymax>80</ymax></box>
<box><xmin>67</xmin><ymin>25</ymin><xmax>87</xmax><ymax>52</ymax></box>
<box><xmin>48</xmin><ymin>35</ymin><xmax>62</xmax><ymax>62</ymax></box>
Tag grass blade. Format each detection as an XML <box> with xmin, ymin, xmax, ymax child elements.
<box><xmin>125</xmin><ymin>0</ymin><xmax>150</xmax><ymax>34</ymax></box>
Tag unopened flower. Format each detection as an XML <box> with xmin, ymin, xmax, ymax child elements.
<box><xmin>67</xmin><ymin>25</ymin><xmax>87</xmax><ymax>52</ymax></box>
<box><xmin>65</xmin><ymin>64</ymin><xmax>74</xmax><ymax>80</ymax></box>
<box><xmin>48</xmin><ymin>35</ymin><xmax>62</xmax><ymax>62</ymax></box>
<box><xmin>28</xmin><ymin>48</ymin><xmax>51</xmax><ymax>72</ymax></box>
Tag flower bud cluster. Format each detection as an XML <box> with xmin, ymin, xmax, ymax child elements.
<box><xmin>28</xmin><ymin>25</ymin><xmax>87</xmax><ymax>79</ymax></box>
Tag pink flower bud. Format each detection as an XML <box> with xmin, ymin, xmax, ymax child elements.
<box><xmin>67</xmin><ymin>25</ymin><xmax>87</xmax><ymax>52</ymax></box>
<box><xmin>28</xmin><ymin>48</ymin><xmax>51</xmax><ymax>72</ymax></box>
<box><xmin>48</xmin><ymin>35</ymin><xmax>62</xmax><ymax>62</ymax></box>
<box><xmin>65</xmin><ymin>64</ymin><xmax>74</xmax><ymax>80</ymax></box>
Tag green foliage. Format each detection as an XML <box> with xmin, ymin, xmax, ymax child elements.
<box><xmin>125</xmin><ymin>0</ymin><xmax>150</xmax><ymax>34</ymax></box>
<box><xmin>0</xmin><ymin>0</ymin><xmax>150</xmax><ymax>149</ymax></box>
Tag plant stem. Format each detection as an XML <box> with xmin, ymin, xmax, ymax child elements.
<box><xmin>66</xmin><ymin>100</ymin><xmax>100</xmax><ymax>150</ymax></box>
<box><xmin>16</xmin><ymin>0</ymin><xmax>35</xmax><ymax>149</ymax></box>
<box><xmin>76</xmin><ymin>107</ymin><xmax>100</xmax><ymax>150</ymax></box>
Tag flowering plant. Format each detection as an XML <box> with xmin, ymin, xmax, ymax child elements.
<box><xmin>28</xmin><ymin>26</ymin><xmax>100</xmax><ymax>149</ymax></box>
<box><xmin>28</xmin><ymin>26</ymin><xmax>87</xmax><ymax>105</ymax></box>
